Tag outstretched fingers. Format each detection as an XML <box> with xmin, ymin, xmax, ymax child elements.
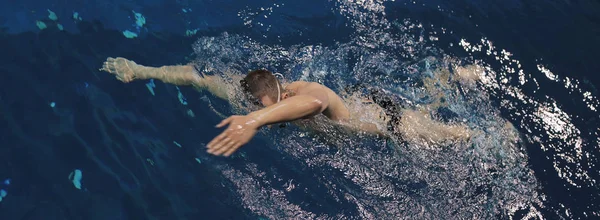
<box><xmin>212</xmin><ymin>140</ymin><xmax>238</xmax><ymax>156</ymax></box>
<box><xmin>100</xmin><ymin>58</ymin><xmax>112</xmax><ymax>72</ymax></box>
<box><xmin>100</xmin><ymin>58</ymin><xmax>123</xmax><ymax>80</ymax></box>
<box><xmin>223</xmin><ymin>143</ymin><xmax>243</xmax><ymax>157</ymax></box>
<box><xmin>206</xmin><ymin>115</ymin><xmax>255</xmax><ymax>157</ymax></box>
<box><xmin>99</xmin><ymin>57</ymin><xmax>136</xmax><ymax>83</ymax></box>
<box><xmin>207</xmin><ymin>132</ymin><xmax>229</xmax><ymax>149</ymax></box>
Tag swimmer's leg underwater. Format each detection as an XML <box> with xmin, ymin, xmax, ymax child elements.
<box><xmin>100</xmin><ymin>57</ymin><xmax>228</xmax><ymax>99</ymax></box>
<box><xmin>361</xmin><ymin>86</ymin><xmax>473</xmax><ymax>144</ymax></box>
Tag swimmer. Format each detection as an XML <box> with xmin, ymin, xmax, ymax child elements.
<box><xmin>101</xmin><ymin>57</ymin><xmax>472</xmax><ymax>156</ymax></box>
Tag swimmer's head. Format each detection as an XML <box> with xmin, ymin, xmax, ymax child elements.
<box><xmin>241</xmin><ymin>69</ymin><xmax>285</xmax><ymax>107</ymax></box>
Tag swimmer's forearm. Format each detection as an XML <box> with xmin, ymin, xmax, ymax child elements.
<box><xmin>138</xmin><ymin>64</ymin><xmax>228</xmax><ymax>99</ymax></box>
<box><xmin>249</xmin><ymin>95</ymin><xmax>324</xmax><ymax>127</ymax></box>
<box><xmin>338</xmin><ymin>119</ymin><xmax>387</xmax><ymax>138</ymax></box>
<box><xmin>136</xmin><ymin>65</ymin><xmax>203</xmax><ymax>87</ymax></box>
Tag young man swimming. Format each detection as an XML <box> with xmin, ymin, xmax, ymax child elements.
<box><xmin>100</xmin><ymin>57</ymin><xmax>471</xmax><ymax>156</ymax></box>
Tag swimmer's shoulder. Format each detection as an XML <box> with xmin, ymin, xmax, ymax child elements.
<box><xmin>288</xmin><ymin>81</ymin><xmax>334</xmax><ymax>91</ymax></box>
<box><xmin>286</xmin><ymin>80</ymin><xmax>309</xmax><ymax>89</ymax></box>
<box><xmin>285</xmin><ymin>81</ymin><xmax>315</xmax><ymax>94</ymax></box>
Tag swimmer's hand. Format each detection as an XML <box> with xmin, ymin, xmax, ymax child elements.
<box><xmin>206</xmin><ymin>115</ymin><xmax>260</xmax><ymax>157</ymax></box>
<box><xmin>101</xmin><ymin>57</ymin><xmax>139</xmax><ymax>83</ymax></box>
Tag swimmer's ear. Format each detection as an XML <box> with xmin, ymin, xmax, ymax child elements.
<box><xmin>281</xmin><ymin>92</ymin><xmax>290</xmax><ymax>100</ymax></box>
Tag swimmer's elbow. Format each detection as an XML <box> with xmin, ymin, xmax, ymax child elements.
<box><xmin>307</xmin><ymin>98</ymin><xmax>326</xmax><ymax>115</ymax></box>
<box><xmin>313</xmin><ymin>96</ymin><xmax>330</xmax><ymax>114</ymax></box>
<box><xmin>298</xmin><ymin>82</ymin><xmax>330</xmax><ymax>113</ymax></box>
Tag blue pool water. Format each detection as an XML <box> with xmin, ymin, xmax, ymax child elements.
<box><xmin>0</xmin><ymin>0</ymin><xmax>598</xmax><ymax>219</ymax></box>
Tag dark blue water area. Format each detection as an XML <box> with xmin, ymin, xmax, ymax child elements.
<box><xmin>0</xmin><ymin>0</ymin><xmax>598</xmax><ymax>219</ymax></box>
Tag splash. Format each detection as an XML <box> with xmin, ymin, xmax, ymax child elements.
<box><xmin>457</xmin><ymin>37</ymin><xmax>598</xmax><ymax>189</ymax></box>
<box><xmin>191</xmin><ymin>0</ymin><xmax>546</xmax><ymax>219</ymax></box>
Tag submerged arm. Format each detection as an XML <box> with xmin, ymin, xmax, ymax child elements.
<box><xmin>101</xmin><ymin>57</ymin><xmax>228</xmax><ymax>100</ymax></box>
<box><xmin>338</xmin><ymin>119</ymin><xmax>387</xmax><ymax>137</ymax></box>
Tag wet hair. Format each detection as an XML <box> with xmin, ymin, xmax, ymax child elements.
<box><xmin>240</xmin><ymin>69</ymin><xmax>280</xmax><ymax>102</ymax></box>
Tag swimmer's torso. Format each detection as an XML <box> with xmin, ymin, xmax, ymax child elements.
<box><xmin>219</xmin><ymin>75</ymin><xmax>389</xmax><ymax>135</ymax></box>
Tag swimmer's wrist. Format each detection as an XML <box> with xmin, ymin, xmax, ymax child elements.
<box><xmin>134</xmin><ymin>65</ymin><xmax>153</xmax><ymax>79</ymax></box>
<box><xmin>247</xmin><ymin>112</ymin><xmax>265</xmax><ymax>128</ymax></box>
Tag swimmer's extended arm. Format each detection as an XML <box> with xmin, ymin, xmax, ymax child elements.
<box><xmin>100</xmin><ymin>57</ymin><xmax>228</xmax><ymax>99</ymax></box>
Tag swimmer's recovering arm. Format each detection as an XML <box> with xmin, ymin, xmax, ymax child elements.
<box><xmin>206</xmin><ymin>83</ymin><xmax>330</xmax><ymax>156</ymax></box>
<box><xmin>249</xmin><ymin>83</ymin><xmax>330</xmax><ymax>127</ymax></box>
<box><xmin>100</xmin><ymin>57</ymin><xmax>228</xmax><ymax>99</ymax></box>
<box><xmin>206</xmin><ymin>84</ymin><xmax>330</xmax><ymax>156</ymax></box>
